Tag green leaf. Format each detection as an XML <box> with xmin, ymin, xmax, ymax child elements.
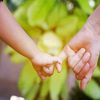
<box><xmin>27</xmin><ymin>0</ymin><xmax>57</xmax><ymax>30</ymax></box>
<box><xmin>61</xmin><ymin>84</ymin><xmax>68</xmax><ymax>100</ymax></box>
<box><xmin>73</xmin><ymin>8</ymin><xmax>87</xmax><ymax>30</ymax></box>
<box><xmin>18</xmin><ymin>61</ymin><xmax>40</xmax><ymax>96</ymax></box>
<box><xmin>50</xmin><ymin>62</ymin><xmax>67</xmax><ymax>100</ymax></box>
<box><xmin>74</xmin><ymin>8</ymin><xmax>87</xmax><ymax>21</ymax></box>
<box><xmin>93</xmin><ymin>66</ymin><xmax>100</xmax><ymax>77</ymax></box>
<box><xmin>56</xmin><ymin>16</ymin><xmax>78</xmax><ymax>42</ymax></box>
<box><xmin>5</xmin><ymin>46</ymin><xmax>26</xmax><ymax>63</ymax></box>
<box><xmin>84</xmin><ymin>79</ymin><xmax>100</xmax><ymax>99</ymax></box>
<box><xmin>14</xmin><ymin>0</ymin><xmax>33</xmax><ymax>23</ymax></box>
<box><xmin>26</xmin><ymin>84</ymin><xmax>40</xmax><ymax>100</ymax></box>
<box><xmin>97</xmin><ymin>57</ymin><xmax>100</xmax><ymax>67</ymax></box>
<box><xmin>5</xmin><ymin>46</ymin><xmax>15</xmax><ymax>54</ymax></box>
<box><xmin>47</xmin><ymin>1</ymin><xmax>67</xmax><ymax>29</ymax></box>
<box><xmin>10</xmin><ymin>53</ymin><xmax>26</xmax><ymax>63</ymax></box>
<box><xmin>95</xmin><ymin>0</ymin><xmax>100</xmax><ymax>6</ymax></box>
<box><xmin>25</xmin><ymin>27</ymin><xmax>42</xmax><ymax>41</ymax></box>
<box><xmin>39</xmin><ymin>79</ymin><xmax>50</xmax><ymax>100</ymax></box>
<box><xmin>76</xmin><ymin>0</ymin><xmax>93</xmax><ymax>14</ymax></box>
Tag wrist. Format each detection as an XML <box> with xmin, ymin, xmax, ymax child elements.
<box><xmin>31</xmin><ymin>49</ymin><xmax>41</xmax><ymax>60</ymax></box>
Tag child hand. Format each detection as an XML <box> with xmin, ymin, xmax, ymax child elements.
<box><xmin>31</xmin><ymin>51</ymin><xmax>62</xmax><ymax>80</ymax></box>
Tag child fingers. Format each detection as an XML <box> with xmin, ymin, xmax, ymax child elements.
<box><xmin>45</xmin><ymin>57</ymin><xmax>62</xmax><ymax>66</ymax></box>
<box><xmin>37</xmin><ymin>67</ymin><xmax>50</xmax><ymax>78</ymax></box>
<box><xmin>68</xmin><ymin>48</ymin><xmax>85</xmax><ymax>69</ymax></box>
<box><xmin>76</xmin><ymin>63</ymin><xmax>90</xmax><ymax>80</ymax></box>
<box><xmin>56</xmin><ymin>63</ymin><xmax>62</xmax><ymax>73</ymax></box>
<box><xmin>53</xmin><ymin>57</ymin><xmax>62</xmax><ymax>64</ymax></box>
<box><xmin>43</xmin><ymin>67</ymin><xmax>50</xmax><ymax>74</ymax></box>
<box><xmin>52</xmin><ymin>57</ymin><xmax>63</xmax><ymax>73</ymax></box>
<box><xmin>38</xmin><ymin>72</ymin><xmax>47</xmax><ymax>80</ymax></box>
<box><xmin>43</xmin><ymin>65</ymin><xmax>54</xmax><ymax>75</ymax></box>
<box><xmin>34</xmin><ymin>66</ymin><xmax>52</xmax><ymax>80</ymax></box>
<box><xmin>73</xmin><ymin>52</ymin><xmax>90</xmax><ymax>74</ymax></box>
<box><xmin>40</xmin><ymin>75</ymin><xmax>47</xmax><ymax>80</ymax></box>
<box><xmin>49</xmin><ymin>65</ymin><xmax>54</xmax><ymax>74</ymax></box>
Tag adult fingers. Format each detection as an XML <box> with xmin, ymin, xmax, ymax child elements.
<box><xmin>73</xmin><ymin>52</ymin><xmax>90</xmax><ymax>74</ymax></box>
<box><xmin>80</xmin><ymin>68</ymin><xmax>93</xmax><ymax>90</ymax></box>
<box><xmin>76</xmin><ymin>63</ymin><xmax>90</xmax><ymax>80</ymax></box>
<box><xmin>80</xmin><ymin>47</ymin><xmax>99</xmax><ymax>89</ymax></box>
<box><xmin>68</xmin><ymin>48</ymin><xmax>85</xmax><ymax>69</ymax></box>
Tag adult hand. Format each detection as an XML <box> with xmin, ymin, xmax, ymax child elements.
<box><xmin>67</xmin><ymin>22</ymin><xmax>100</xmax><ymax>89</ymax></box>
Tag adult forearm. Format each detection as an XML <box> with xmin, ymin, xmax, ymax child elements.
<box><xmin>0</xmin><ymin>2</ymin><xmax>39</xmax><ymax>59</ymax></box>
<box><xmin>86</xmin><ymin>5</ymin><xmax>100</xmax><ymax>37</ymax></box>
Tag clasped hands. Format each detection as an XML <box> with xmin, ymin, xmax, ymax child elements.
<box><xmin>32</xmin><ymin>46</ymin><xmax>91</xmax><ymax>90</ymax></box>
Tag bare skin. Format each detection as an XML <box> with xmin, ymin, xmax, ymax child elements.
<box><xmin>0</xmin><ymin>2</ymin><xmax>62</xmax><ymax>80</ymax></box>
<box><xmin>1</xmin><ymin>1</ymin><xmax>88</xmax><ymax>81</ymax></box>
<box><xmin>1</xmin><ymin>1</ymin><xmax>100</xmax><ymax>90</ymax></box>
<box><xmin>0</xmin><ymin>1</ymin><xmax>85</xmax><ymax>80</ymax></box>
<box><xmin>62</xmin><ymin>5</ymin><xmax>100</xmax><ymax>89</ymax></box>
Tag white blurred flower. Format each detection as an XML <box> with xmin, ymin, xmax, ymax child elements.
<box><xmin>89</xmin><ymin>0</ymin><xmax>95</xmax><ymax>8</ymax></box>
<box><xmin>10</xmin><ymin>95</ymin><xmax>25</xmax><ymax>100</ymax></box>
<box><xmin>11</xmin><ymin>0</ymin><xmax>24</xmax><ymax>6</ymax></box>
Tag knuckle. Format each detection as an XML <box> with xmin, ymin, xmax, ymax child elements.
<box><xmin>82</xmin><ymin>66</ymin><xmax>89</xmax><ymax>74</ymax></box>
<box><xmin>82</xmin><ymin>57</ymin><xmax>87</xmax><ymax>64</ymax></box>
<box><xmin>73</xmin><ymin>67</ymin><xmax>79</xmax><ymax>74</ymax></box>
<box><xmin>73</xmin><ymin>63</ymin><xmax>82</xmax><ymax>74</ymax></box>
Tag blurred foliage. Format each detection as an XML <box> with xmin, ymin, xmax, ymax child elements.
<box><xmin>5</xmin><ymin>0</ymin><xmax>100</xmax><ymax>100</ymax></box>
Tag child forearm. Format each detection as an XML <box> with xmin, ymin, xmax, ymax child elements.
<box><xmin>0</xmin><ymin>2</ymin><xmax>39</xmax><ymax>59</ymax></box>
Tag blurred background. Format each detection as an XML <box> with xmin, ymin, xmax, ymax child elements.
<box><xmin>0</xmin><ymin>0</ymin><xmax>100</xmax><ymax>100</ymax></box>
